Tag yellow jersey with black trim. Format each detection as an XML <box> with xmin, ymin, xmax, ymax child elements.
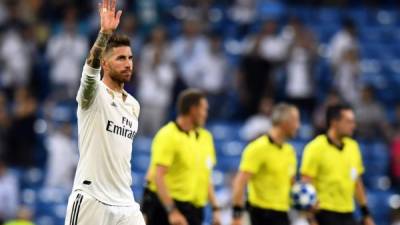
<box><xmin>192</xmin><ymin>128</ymin><xmax>216</xmax><ymax>207</ymax></box>
<box><xmin>300</xmin><ymin>134</ymin><xmax>365</xmax><ymax>213</ymax></box>
<box><xmin>147</xmin><ymin>122</ymin><xmax>216</xmax><ymax>207</ymax></box>
<box><xmin>239</xmin><ymin>135</ymin><xmax>297</xmax><ymax>211</ymax></box>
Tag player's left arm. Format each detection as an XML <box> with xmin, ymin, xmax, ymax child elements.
<box><xmin>208</xmin><ymin>183</ymin><xmax>221</xmax><ymax>225</ymax></box>
<box><xmin>355</xmin><ymin>178</ymin><xmax>375</xmax><ymax>225</ymax></box>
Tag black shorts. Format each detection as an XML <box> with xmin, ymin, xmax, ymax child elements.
<box><xmin>248</xmin><ymin>204</ymin><xmax>290</xmax><ymax>225</ymax></box>
<box><xmin>316</xmin><ymin>210</ymin><xmax>357</xmax><ymax>225</ymax></box>
<box><xmin>141</xmin><ymin>187</ymin><xmax>203</xmax><ymax>225</ymax></box>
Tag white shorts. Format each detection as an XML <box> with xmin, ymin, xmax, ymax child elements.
<box><xmin>64</xmin><ymin>191</ymin><xmax>146</xmax><ymax>225</ymax></box>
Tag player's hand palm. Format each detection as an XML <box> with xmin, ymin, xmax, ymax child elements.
<box><xmin>98</xmin><ymin>0</ymin><xmax>122</xmax><ymax>33</ymax></box>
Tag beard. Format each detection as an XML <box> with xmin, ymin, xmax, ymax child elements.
<box><xmin>109</xmin><ymin>69</ymin><xmax>131</xmax><ymax>84</ymax></box>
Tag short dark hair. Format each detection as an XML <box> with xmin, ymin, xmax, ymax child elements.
<box><xmin>177</xmin><ymin>89</ymin><xmax>206</xmax><ymax>115</ymax></box>
<box><xmin>326</xmin><ymin>104</ymin><xmax>353</xmax><ymax>128</ymax></box>
<box><xmin>105</xmin><ymin>33</ymin><xmax>131</xmax><ymax>53</ymax></box>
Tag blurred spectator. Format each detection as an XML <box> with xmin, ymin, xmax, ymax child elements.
<box><xmin>194</xmin><ymin>33</ymin><xmax>228</xmax><ymax>95</ymax></box>
<box><xmin>228</xmin><ymin>0</ymin><xmax>257</xmax><ymax>37</ymax></box>
<box><xmin>392</xmin><ymin>103</ymin><xmax>400</xmax><ymax>134</ymax></box>
<box><xmin>392</xmin><ymin>208</ymin><xmax>400</xmax><ymax>225</ymax></box>
<box><xmin>328</xmin><ymin>19</ymin><xmax>358</xmax><ymax>68</ymax></box>
<box><xmin>0</xmin><ymin>92</ymin><xmax>10</xmax><ymax>159</ymax></box>
<box><xmin>390</xmin><ymin>134</ymin><xmax>400</xmax><ymax>189</ymax></box>
<box><xmin>0</xmin><ymin>160</ymin><xmax>19</xmax><ymax>224</ymax></box>
<box><xmin>174</xmin><ymin>0</ymin><xmax>214</xmax><ymax>24</ymax></box>
<box><xmin>171</xmin><ymin>19</ymin><xmax>209</xmax><ymax>88</ymax></box>
<box><xmin>354</xmin><ymin>86</ymin><xmax>391</xmax><ymax>140</ymax></box>
<box><xmin>284</xmin><ymin>18</ymin><xmax>318</xmax><ymax>116</ymax></box>
<box><xmin>0</xmin><ymin>24</ymin><xmax>35</xmax><ymax>90</ymax></box>
<box><xmin>193</xmin><ymin>33</ymin><xmax>229</xmax><ymax>118</ymax></box>
<box><xmin>333</xmin><ymin>47</ymin><xmax>360</xmax><ymax>105</ymax></box>
<box><xmin>44</xmin><ymin>122</ymin><xmax>78</xmax><ymax>189</ymax></box>
<box><xmin>259</xmin><ymin>20</ymin><xmax>289</xmax><ymax>63</ymax></box>
<box><xmin>46</xmin><ymin>7</ymin><xmax>88</xmax><ymax>98</ymax></box>
<box><xmin>312</xmin><ymin>90</ymin><xmax>341</xmax><ymax>134</ymax></box>
<box><xmin>138</xmin><ymin>26</ymin><xmax>175</xmax><ymax>136</ymax></box>
<box><xmin>390</xmin><ymin>104</ymin><xmax>400</xmax><ymax>188</ymax></box>
<box><xmin>4</xmin><ymin>207</ymin><xmax>35</xmax><ymax>225</ymax></box>
<box><xmin>119</xmin><ymin>13</ymin><xmax>142</xmax><ymax>59</ymax></box>
<box><xmin>238</xmin><ymin>26</ymin><xmax>276</xmax><ymax>116</ymax></box>
<box><xmin>240</xmin><ymin>97</ymin><xmax>273</xmax><ymax>141</ymax></box>
<box><xmin>6</xmin><ymin>87</ymin><xmax>38</xmax><ymax>168</ymax></box>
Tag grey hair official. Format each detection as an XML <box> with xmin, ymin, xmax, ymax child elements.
<box><xmin>271</xmin><ymin>103</ymin><xmax>297</xmax><ymax>126</ymax></box>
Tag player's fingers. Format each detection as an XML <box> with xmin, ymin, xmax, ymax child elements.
<box><xmin>110</xmin><ymin>0</ymin><xmax>116</xmax><ymax>12</ymax></box>
<box><xmin>102</xmin><ymin>0</ymin><xmax>107</xmax><ymax>11</ymax></box>
<box><xmin>115</xmin><ymin>10</ymin><xmax>122</xmax><ymax>22</ymax></box>
<box><xmin>98</xmin><ymin>2</ymin><xmax>102</xmax><ymax>14</ymax></box>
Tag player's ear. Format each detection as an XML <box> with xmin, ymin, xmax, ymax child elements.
<box><xmin>101</xmin><ymin>58</ymin><xmax>108</xmax><ymax>70</ymax></box>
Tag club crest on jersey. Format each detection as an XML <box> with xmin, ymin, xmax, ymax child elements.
<box><xmin>111</xmin><ymin>102</ymin><xmax>117</xmax><ymax>107</ymax></box>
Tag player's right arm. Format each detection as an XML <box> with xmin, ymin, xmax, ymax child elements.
<box><xmin>77</xmin><ymin>0</ymin><xmax>122</xmax><ymax>109</ymax></box>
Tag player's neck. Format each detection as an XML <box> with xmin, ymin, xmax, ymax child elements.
<box><xmin>102</xmin><ymin>75</ymin><xmax>124</xmax><ymax>93</ymax></box>
<box><xmin>176</xmin><ymin>116</ymin><xmax>194</xmax><ymax>132</ymax></box>
<box><xmin>268</xmin><ymin>127</ymin><xmax>286</xmax><ymax>145</ymax></box>
<box><xmin>327</xmin><ymin>129</ymin><xmax>343</xmax><ymax>146</ymax></box>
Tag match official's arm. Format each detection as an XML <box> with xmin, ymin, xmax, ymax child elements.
<box><xmin>77</xmin><ymin>0</ymin><xmax>121</xmax><ymax>109</ymax></box>
<box><xmin>355</xmin><ymin>179</ymin><xmax>376</xmax><ymax>225</ymax></box>
<box><xmin>208</xmin><ymin>183</ymin><xmax>221</xmax><ymax>225</ymax></box>
<box><xmin>231</xmin><ymin>171</ymin><xmax>252</xmax><ymax>225</ymax></box>
<box><xmin>154</xmin><ymin>165</ymin><xmax>188</xmax><ymax>225</ymax></box>
<box><xmin>301</xmin><ymin>175</ymin><xmax>319</xmax><ymax>225</ymax></box>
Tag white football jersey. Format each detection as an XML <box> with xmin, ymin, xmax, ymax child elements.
<box><xmin>72</xmin><ymin>64</ymin><xmax>140</xmax><ymax>207</ymax></box>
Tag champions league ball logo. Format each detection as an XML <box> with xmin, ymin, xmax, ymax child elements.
<box><xmin>291</xmin><ymin>182</ymin><xmax>317</xmax><ymax>210</ymax></box>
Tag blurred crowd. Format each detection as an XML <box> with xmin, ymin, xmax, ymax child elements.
<box><xmin>0</xmin><ymin>0</ymin><xmax>400</xmax><ymax>224</ymax></box>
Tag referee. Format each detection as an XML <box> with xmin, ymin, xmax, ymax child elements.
<box><xmin>142</xmin><ymin>89</ymin><xmax>221</xmax><ymax>225</ymax></box>
<box><xmin>232</xmin><ymin>103</ymin><xmax>300</xmax><ymax>225</ymax></box>
<box><xmin>301</xmin><ymin>104</ymin><xmax>375</xmax><ymax>225</ymax></box>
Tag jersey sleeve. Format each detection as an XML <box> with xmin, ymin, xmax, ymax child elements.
<box><xmin>354</xmin><ymin>142</ymin><xmax>365</xmax><ymax>175</ymax></box>
<box><xmin>239</xmin><ymin>142</ymin><xmax>262</xmax><ymax>174</ymax></box>
<box><xmin>76</xmin><ymin>64</ymin><xmax>101</xmax><ymax>110</ymax></box>
<box><xmin>300</xmin><ymin>142</ymin><xmax>320</xmax><ymax>178</ymax></box>
<box><xmin>151</xmin><ymin>129</ymin><xmax>176</xmax><ymax>167</ymax></box>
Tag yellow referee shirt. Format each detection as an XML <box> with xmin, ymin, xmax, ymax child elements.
<box><xmin>192</xmin><ymin>128</ymin><xmax>216</xmax><ymax>207</ymax></box>
<box><xmin>300</xmin><ymin>135</ymin><xmax>364</xmax><ymax>213</ymax></box>
<box><xmin>239</xmin><ymin>135</ymin><xmax>297</xmax><ymax>211</ymax></box>
<box><xmin>147</xmin><ymin>122</ymin><xmax>216</xmax><ymax>207</ymax></box>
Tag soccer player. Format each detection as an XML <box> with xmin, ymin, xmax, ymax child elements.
<box><xmin>232</xmin><ymin>103</ymin><xmax>300</xmax><ymax>225</ymax></box>
<box><xmin>301</xmin><ymin>104</ymin><xmax>375</xmax><ymax>225</ymax></box>
<box><xmin>142</xmin><ymin>89</ymin><xmax>221</xmax><ymax>225</ymax></box>
<box><xmin>64</xmin><ymin>0</ymin><xmax>145</xmax><ymax>225</ymax></box>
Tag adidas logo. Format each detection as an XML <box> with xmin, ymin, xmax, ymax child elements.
<box><xmin>111</xmin><ymin>102</ymin><xmax>117</xmax><ymax>107</ymax></box>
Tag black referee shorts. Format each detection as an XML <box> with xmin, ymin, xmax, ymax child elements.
<box><xmin>248</xmin><ymin>204</ymin><xmax>290</xmax><ymax>225</ymax></box>
<box><xmin>141</xmin><ymin>187</ymin><xmax>203</xmax><ymax>225</ymax></box>
<box><xmin>316</xmin><ymin>210</ymin><xmax>357</xmax><ymax>225</ymax></box>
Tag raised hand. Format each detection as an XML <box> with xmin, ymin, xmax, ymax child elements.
<box><xmin>98</xmin><ymin>0</ymin><xmax>122</xmax><ymax>34</ymax></box>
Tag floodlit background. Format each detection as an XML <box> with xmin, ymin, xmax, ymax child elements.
<box><xmin>0</xmin><ymin>0</ymin><xmax>400</xmax><ymax>225</ymax></box>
